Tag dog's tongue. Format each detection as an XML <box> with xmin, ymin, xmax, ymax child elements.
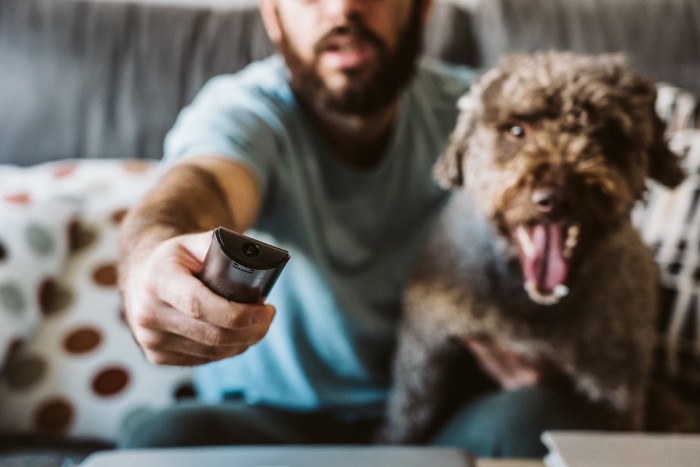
<box><xmin>516</xmin><ymin>223</ymin><xmax>568</xmax><ymax>296</ymax></box>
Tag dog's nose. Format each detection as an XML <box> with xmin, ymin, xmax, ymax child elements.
<box><xmin>532</xmin><ymin>187</ymin><xmax>556</xmax><ymax>213</ymax></box>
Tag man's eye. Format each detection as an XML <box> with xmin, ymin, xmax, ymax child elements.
<box><xmin>508</xmin><ymin>124</ymin><xmax>526</xmax><ymax>138</ymax></box>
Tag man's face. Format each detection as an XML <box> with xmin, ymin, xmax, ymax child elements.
<box><xmin>266</xmin><ymin>0</ymin><xmax>426</xmax><ymax>115</ymax></box>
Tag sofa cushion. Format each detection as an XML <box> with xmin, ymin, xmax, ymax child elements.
<box><xmin>636</xmin><ymin>128</ymin><xmax>700</xmax><ymax>407</ymax></box>
<box><xmin>0</xmin><ymin>191</ymin><xmax>77</xmax><ymax>368</ymax></box>
<box><xmin>657</xmin><ymin>84</ymin><xmax>700</xmax><ymax>132</ymax></box>
<box><xmin>631</xmin><ymin>85</ymin><xmax>699</xmax><ymax>418</ymax></box>
<box><xmin>0</xmin><ymin>160</ymin><xmax>193</xmax><ymax>442</ymax></box>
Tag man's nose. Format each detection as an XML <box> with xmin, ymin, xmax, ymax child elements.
<box><xmin>320</xmin><ymin>0</ymin><xmax>362</xmax><ymax>18</ymax></box>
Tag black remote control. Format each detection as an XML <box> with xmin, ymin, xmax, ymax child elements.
<box><xmin>198</xmin><ymin>226</ymin><xmax>290</xmax><ymax>303</ymax></box>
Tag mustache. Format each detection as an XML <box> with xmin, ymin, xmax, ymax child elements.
<box><xmin>313</xmin><ymin>16</ymin><xmax>385</xmax><ymax>54</ymax></box>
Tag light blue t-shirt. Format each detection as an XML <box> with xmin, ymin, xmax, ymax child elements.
<box><xmin>163</xmin><ymin>55</ymin><xmax>473</xmax><ymax>418</ymax></box>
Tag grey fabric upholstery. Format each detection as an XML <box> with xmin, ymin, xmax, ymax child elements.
<box><xmin>465</xmin><ymin>0</ymin><xmax>700</xmax><ymax>96</ymax></box>
<box><xmin>0</xmin><ymin>0</ymin><xmax>478</xmax><ymax>165</ymax></box>
<box><xmin>0</xmin><ymin>0</ymin><xmax>698</xmax><ymax>166</ymax></box>
<box><xmin>0</xmin><ymin>0</ymin><xmax>273</xmax><ymax>165</ymax></box>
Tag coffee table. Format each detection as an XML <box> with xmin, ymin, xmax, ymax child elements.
<box><xmin>478</xmin><ymin>460</ymin><xmax>544</xmax><ymax>467</ymax></box>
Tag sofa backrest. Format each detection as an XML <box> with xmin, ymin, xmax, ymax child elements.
<box><xmin>0</xmin><ymin>0</ymin><xmax>274</xmax><ymax>166</ymax></box>
<box><xmin>463</xmin><ymin>0</ymin><xmax>700</xmax><ymax>96</ymax></box>
<box><xmin>0</xmin><ymin>0</ymin><xmax>698</xmax><ymax>166</ymax></box>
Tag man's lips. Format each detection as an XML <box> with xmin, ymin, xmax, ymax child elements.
<box><xmin>318</xmin><ymin>36</ymin><xmax>376</xmax><ymax>70</ymax></box>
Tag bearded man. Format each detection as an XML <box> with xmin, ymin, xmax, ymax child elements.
<box><xmin>117</xmin><ymin>0</ymin><xmax>606</xmax><ymax>457</ymax></box>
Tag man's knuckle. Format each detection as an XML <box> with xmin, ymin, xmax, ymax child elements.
<box><xmin>204</xmin><ymin>327</ymin><xmax>231</xmax><ymax>347</ymax></box>
<box><xmin>139</xmin><ymin>331</ymin><xmax>165</xmax><ymax>350</ymax></box>
<box><xmin>210</xmin><ymin>346</ymin><xmax>236</xmax><ymax>360</ymax></box>
<box><xmin>144</xmin><ymin>350</ymin><xmax>168</xmax><ymax>366</ymax></box>
<box><xmin>134</xmin><ymin>310</ymin><xmax>159</xmax><ymax>330</ymax></box>
<box><xmin>224</xmin><ymin>311</ymin><xmax>245</xmax><ymax>329</ymax></box>
<box><xmin>184</xmin><ymin>294</ymin><xmax>205</xmax><ymax>320</ymax></box>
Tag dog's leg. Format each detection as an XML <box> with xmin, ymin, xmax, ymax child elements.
<box><xmin>628</xmin><ymin>381</ymin><xmax>649</xmax><ymax>431</ymax></box>
<box><xmin>565</xmin><ymin>336</ymin><xmax>652</xmax><ymax>431</ymax></box>
<box><xmin>380</xmin><ymin>320</ymin><xmax>457</xmax><ymax>444</ymax></box>
<box><xmin>601</xmin><ymin>372</ymin><xmax>648</xmax><ymax>431</ymax></box>
<box><xmin>645</xmin><ymin>382</ymin><xmax>698</xmax><ymax>432</ymax></box>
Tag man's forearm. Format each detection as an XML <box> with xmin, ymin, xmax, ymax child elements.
<box><xmin>115</xmin><ymin>161</ymin><xmax>272</xmax><ymax>367</ymax></box>
<box><xmin>118</xmin><ymin>163</ymin><xmax>235</xmax><ymax>281</ymax></box>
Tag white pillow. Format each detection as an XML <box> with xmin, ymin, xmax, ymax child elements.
<box><xmin>0</xmin><ymin>159</ymin><xmax>193</xmax><ymax>442</ymax></box>
<box><xmin>0</xmin><ymin>193</ymin><xmax>77</xmax><ymax>366</ymax></box>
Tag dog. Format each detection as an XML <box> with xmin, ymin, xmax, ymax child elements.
<box><xmin>381</xmin><ymin>51</ymin><xmax>687</xmax><ymax>444</ymax></box>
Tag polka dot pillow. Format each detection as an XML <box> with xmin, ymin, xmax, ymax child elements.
<box><xmin>0</xmin><ymin>193</ymin><xmax>77</xmax><ymax>367</ymax></box>
<box><xmin>0</xmin><ymin>160</ymin><xmax>193</xmax><ymax>442</ymax></box>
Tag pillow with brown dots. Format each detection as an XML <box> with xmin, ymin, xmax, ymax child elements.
<box><xmin>0</xmin><ymin>190</ymin><xmax>77</xmax><ymax>367</ymax></box>
<box><xmin>0</xmin><ymin>160</ymin><xmax>193</xmax><ymax>443</ymax></box>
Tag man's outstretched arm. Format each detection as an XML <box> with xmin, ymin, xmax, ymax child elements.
<box><xmin>117</xmin><ymin>157</ymin><xmax>275</xmax><ymax>366</ymax></box>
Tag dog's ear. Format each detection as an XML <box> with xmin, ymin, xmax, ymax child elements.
<box><xmin>615</xmin><ymin>66</ymin><xmax>686</xmax><ymax>190</ymax></box>
<box><xmin>433</xmin><ymin>83</ymin><xmax>487</xmax><ymax>189</ymax></box>
<box><xmin>647</xmin><ymin>111</ymin><xmax>686</xmax><ymax>189</ymax></box>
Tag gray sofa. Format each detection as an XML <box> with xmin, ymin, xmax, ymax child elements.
<box><xmin>0</xmin><ymin>0</ymin><xmax>698</xmax><ymax>464</ymax></box>
<box><xmin>0</xmin><ymin>0</ymin><xmax>698</xmax><ymax>167</ymax></box>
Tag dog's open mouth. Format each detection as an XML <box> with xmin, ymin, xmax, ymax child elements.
<box><xmin>513</xmin><ymin>223</ymin><xmax>579</xmax><ymax>305</ymax></box>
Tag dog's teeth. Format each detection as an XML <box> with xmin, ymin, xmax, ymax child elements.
<box><xmin>524</xmin><ymin>281</ymin><xmax>567</xmax><ymax>306</ymax></box>
<box><xmin>515</xmin><ymin>226</ymin><xmax>534</xmax><ymax>257</ymax></box>
<box><xmin>524</xmin><ymin>280</ymin><xmax>537</xmax><ymax>296</ymax></box>
<box><xmin>567</xmin><ymin>224</ymin><xmax>580</xmax><ymax>239</ymax></box>
<box><xmin>564</xmin><ymin>224</ymin><xmax>580</xmax><ymax>258</ymax></box>
<box><xmin>554</xmin><ymin>284</ymin><xmax>569</xmax><ymax>298</ymax></box>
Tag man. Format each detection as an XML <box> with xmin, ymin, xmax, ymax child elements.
<box><xmin>118</xmin><ymin>0</ymin><xmax>605</xmax><ymax>456</ymax></box>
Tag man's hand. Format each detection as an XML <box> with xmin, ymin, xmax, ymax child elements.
<box><xmin>121</xmin><ymin>230</ymin><xmax>275</xmax><ymax>366</ymax></box>
<box><xmin>464</xmin><ymin>336</ymin><xmax>548</xmax><ymax>390</ymax></box>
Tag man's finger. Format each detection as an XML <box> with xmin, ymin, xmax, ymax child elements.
<box><xmin>142</xmin><ymin>348</ymin><xmax>225</xmax><ymax>367</ymax></box>
<box><xmin>464</xmin><ymin>336</ymin><xmax>543</xmax><ymax>390</ymax></box>
<box><xmin>146</xmin><ymin>332</ymin><xmax>251</xmax><ymax>360</ymax></box>
<box><xmin>134</xmin><ymin>302</ymin><xmax>273</xmax><ymax>347</ymax></box>
<box><xmin>176</xmin><ymin>230</ymin><xmax>216</xmax><ymax>262</ymax></box>
<box><xmin>152</xmin><ymin>261</ymin><xmax>271</xmax><ymax>329</ymax></box>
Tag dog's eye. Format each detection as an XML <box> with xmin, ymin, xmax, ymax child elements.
<box><xmin>508</xmin><ymin>124</ymin><xmax>526</xmax><ymax>138</ymax></box>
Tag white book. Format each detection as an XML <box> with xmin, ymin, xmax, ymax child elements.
<box><xmin>542</xmin><ymin>430</ymin><xmax>700</xmax><ymax>467</ymax></box>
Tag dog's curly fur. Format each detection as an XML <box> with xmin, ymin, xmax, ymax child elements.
<box><xmin>382</xmin><ymin>51</ymin><xmax>687</xmax><ymax>444</ymax></box>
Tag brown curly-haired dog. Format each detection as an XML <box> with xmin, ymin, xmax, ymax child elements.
<box><xmin>382</xmin><ymin>51</ymin><xmax>686</xmax><ymax>444</ymax></box>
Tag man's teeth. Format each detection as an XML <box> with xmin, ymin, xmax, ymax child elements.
<box><xmin>336</xmin><ymin>44</ymin><xmax>358</xmax><ymax>53</ymax></box>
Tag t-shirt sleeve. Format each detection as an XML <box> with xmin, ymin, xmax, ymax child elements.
<box><xmin>162</xmin><ymin>75</ymin><xmax>282</xmax><ymax>193</ymax></box>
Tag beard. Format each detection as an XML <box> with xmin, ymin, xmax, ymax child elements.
<box><xmin>275</xmin><ymin>3</ymin><xmax>424</xmax><ymax>116</ymax></box>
